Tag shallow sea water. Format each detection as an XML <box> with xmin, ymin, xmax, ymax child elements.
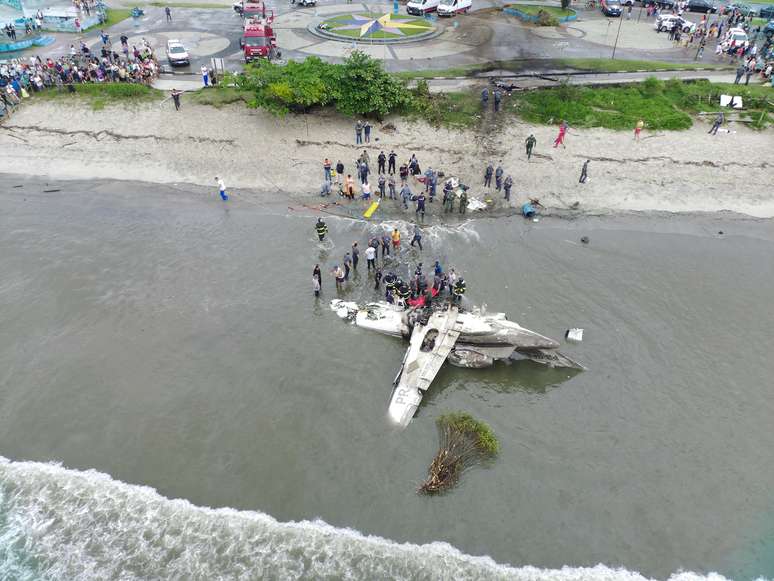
<box><xmin>0</xmin><ymin>178</ymin><xmax>773</xmax><ymax>580</ymax></box>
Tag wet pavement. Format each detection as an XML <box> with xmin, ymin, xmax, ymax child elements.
<box><xmin>3</xmin><ymin>0</ymin><xmax>738</xmax><ymax>75</ymax></box>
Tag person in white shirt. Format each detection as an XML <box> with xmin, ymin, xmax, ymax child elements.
<box><xmin>201</xmin><ymin>65</ymin><xmax>209</xmax><ymax>87</ymax></box>
<box><xmin>365</xmin><ymin>245</ymin><xmax>376</xmax><ymax>271</ymax></box>
<box><xmin>215</xmin><ymin>177</ymin><xmax>228</xmax><ymax>201</ymax></box>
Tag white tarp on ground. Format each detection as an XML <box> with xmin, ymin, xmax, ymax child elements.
<box><xmin>720</xmin><ymin>94</ymin><xmax>743</xmax><ymax>109</ymax></box>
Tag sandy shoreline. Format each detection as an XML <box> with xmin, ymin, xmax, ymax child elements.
<box><xmin>1</xmin><ymin>100</ymin><xmax>773</xmax><ymax>218</ymax></box>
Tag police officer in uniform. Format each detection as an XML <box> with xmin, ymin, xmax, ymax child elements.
<box><xmin>484</xmin><ymin>163</ymin><xmax>494</xmax><ymax>188</ymax></box>
<box><xmin>459</xmin><ymin>190</ymin><xmax>468</xmax><ymax>214</ymax></box>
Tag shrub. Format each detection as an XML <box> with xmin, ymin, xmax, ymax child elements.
<box><xmin>419</xmin><ymin>412</ymin><xmax>499</xmax><ymax>495</ymax></box>
<box><xmin>233</xmin><ymin>51</ymin><xmax>409</xmax><ymax>118</ymax></box>
<box><xmin>536</xmin><ymin>9</ymin><xmax>559</xmax><ymax>26</ymax></box>
<box><xmin>640</xmin><ymin>76</ymin><xmax>663</xmax><ymax>97</ymax></box>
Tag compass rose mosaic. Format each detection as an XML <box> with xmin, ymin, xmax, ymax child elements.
<box><xmin>321</xmin><ymin>12</ymin><xmax>434</xmax><ymax>40</ymax></box>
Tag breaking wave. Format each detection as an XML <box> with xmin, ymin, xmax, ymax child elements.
<box><xmin>368</xmin><ymin>219</ymin><xmax>481</xmax><ymax>245</ymax></box>
<box><xmin>0</xmin><ymin>456</ymin><xmax>729</xmax><ymax>580</ymax></box>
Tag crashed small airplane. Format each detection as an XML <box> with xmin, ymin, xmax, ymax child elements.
<box><xmin>331</xmin><ymin>300</ymin><xmax>583</xmax><ymax>428</ymax></box>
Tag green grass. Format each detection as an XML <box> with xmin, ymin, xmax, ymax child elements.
<box><xmin>513</xmin><ymin>81</ymin><xmax>693</xmax><ymax>130</ymax></box>
<box><xmin>147</xmin><ymin>1</ymin><xmax>231</xmax><ymax>8</ymax></box>
<box><xmin>187</xmin><ymin>86</ymin><xmax>252</xmax><ymax>107</ymax></box>
<box><xmin>324</xmin><ymin>28</ymin><xmax>428</xmax><ymax>39</ymax></box>
<box><xmin>508</xmin><ymin>77</ymin><xmax>773</xmax><ymax>130</ymax></box>
<box><xmin>505</xmin><ymin>3</ymin><xmax>574</xmax><ymax>17</ymax></box>
<box><xmin>102</xmin><ymin>9</ymin><xmax>133</xmax><ymax>28</ymax></box>
<box><xmin>34</xmin><ymin>83</ymin><xmax>162</xmax><ymax>110</ymax></box>
<box><xmin>395</xmin><ymin>65</ymin><xmax>482</xmax><ymax>79</ymax></box>
<box><xmin>405</xmin><ymin>83</ymin><xmax>483</xmax><ymax>128</ymax></box>
<box><xmin>557</xmin><ymin>58</ymin><xmax>733</xmax><ymax>72</ymax></box>
<box><xmin>661</xmin><ymin>79</ymin><xmax>773</xmax><ymax>129</ymax></box>
<box><xmin>81</xmin><ymin>8</ymin><xmax>132</xmax><ymax>31</ymax></box>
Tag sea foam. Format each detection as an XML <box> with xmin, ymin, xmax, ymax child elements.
<box><xmin>0</xmin><ymin>456</ymin><xmax>731</xmax><ymax>581</ymax></box>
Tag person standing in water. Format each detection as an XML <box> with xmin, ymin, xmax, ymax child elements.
<box><xmin>391</xmin><ymin>228</ymin><xmax>401</xmax><ymax>251</ymax></box>
<box><xmin>215</xmin><ymin>177</ymin><xmax>228</xmax><ymax>201</ymax></box>
<box><xmin>351</xmin><ymin>242</ymin><xmax>359</xmax><ymax>271</ymax></box>
<box><xmin>410</xmin><ymin>224</ymin><xmax>423</xmax><ymax>251</ymax></box>
<box><xmin>312</xmin><ymin>265</ymin><xmax>321</xmax><ymax>297</ymax></box>
<box><xmin>315</xmin><ymin>218</ymin><xmax>328</xmax><ymax>242</ymax></box>
<box><xmin>365</xmin><ymin>244</ymin><xmax>376</xmax><ymax>271</ymax></box>
<box><xmin>333</xmin><ymin>265</ymin><xmax>345</xmax><ymax>290</ymax></box>
<box><xmin>313</xmin><ymin>264</ymin><xmax>322</xmax><ymax>289</ymax></box>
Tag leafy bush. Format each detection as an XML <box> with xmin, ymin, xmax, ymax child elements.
<box><xmin>232</xmin><ymin>51</ymin><xmax>410</xmax><ymax>118</ymax></box>
<box><xmin>640</xmin><ymin>76</ymin><xmax>663</xmax><ymax>97</ymax></box>
<box><xmin>335</xmin><ymin>51</ymin><xmax>410</xmax><ymax>117</ymax></box>
<box><xmin>536</xmin><ymin>9</ymin><xmax>559</xmax><ymax>26</ymax></box>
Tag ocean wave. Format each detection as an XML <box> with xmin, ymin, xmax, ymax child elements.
<box><xmin>0</xmin><ymin>456</ymin><xmax>729</xmax><ymax>581</ymax></box>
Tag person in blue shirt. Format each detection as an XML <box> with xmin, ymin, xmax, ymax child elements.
<box><xmin>415</xmin><ymin>193</ymin><xmax>426</xmax><ymax>220</ymax></box>
<box><xmin>410</xmin><ymin>224</ymin><xmax>423</xmax><ymax>250</ymax></box>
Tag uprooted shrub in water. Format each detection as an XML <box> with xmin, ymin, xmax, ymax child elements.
<box><xmin>419</xmin><ymin>412</ymin><xmax>499</xmax><ymax>495</ymax></box>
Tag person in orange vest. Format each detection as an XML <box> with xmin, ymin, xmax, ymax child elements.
<box><xmin>391</xmin><ymin>228</ymin><xmax>401</xmax><ymax>250</ymax></box>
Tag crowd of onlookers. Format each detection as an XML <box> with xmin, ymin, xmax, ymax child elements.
<box><xmin>0</xmin><ymin>36</ymin><xmax>160</xmax><ymax>118</ymax></box>
<box><xmin>648</xmin><ymin>2</ymin><xmax>774</xmax><ymax>83</ymax></box>
<box><xmin>2</xmin><ymin>10</ymin><xmax>46</xmax><ymax>42</ymax></box>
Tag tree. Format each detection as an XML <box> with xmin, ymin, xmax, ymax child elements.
<box><xmin>229</xmin><ymin>51</ymin><xmax>412</xmax><ymax>118</ymax></box>
<box><xmin>333</xmin><ymin>51</ymin><xmax>410</xmax><ymax>118</ymax></box>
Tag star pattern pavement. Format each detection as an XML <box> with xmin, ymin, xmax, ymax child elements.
<box><xmin>331</xmin><ymin>13</ymin><xmax>430</xmax><ymax>37</ymax></box>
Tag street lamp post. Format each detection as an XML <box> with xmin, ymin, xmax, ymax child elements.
<box><xmin>611</xmin><ymin>13</ymin><xmax>625</xmax><ymax>59</ymax></box>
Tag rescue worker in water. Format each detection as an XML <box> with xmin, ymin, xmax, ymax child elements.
<box><xmin>452</xmin><ymin>277</ymin><xmax>466</xmax><ymax>305</ymax></box>
<box><xmin>315</xmin><ymin>218</ymin><xmax>328</xmax><ymax>242</ymax></box>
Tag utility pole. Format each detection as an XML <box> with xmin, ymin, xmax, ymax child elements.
<box><xmin>611</xmin><ymin>13</ymin><xmax>625</xmax><ymax>59</ymax></box>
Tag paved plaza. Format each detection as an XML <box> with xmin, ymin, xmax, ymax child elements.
<box><xmin>3</xmin><ymin>0</ymin><xmax>734</xmax><ymax>79</ymax></box>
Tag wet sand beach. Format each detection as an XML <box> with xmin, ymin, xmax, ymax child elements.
<box><xmin>1</xmin><ymin>100</ymin><xmax>773</xmax><ymax>217</ymax></box>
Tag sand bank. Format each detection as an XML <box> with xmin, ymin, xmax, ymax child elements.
<box><xmin>1</xmin><ymin>100</ymin><xmax>772</xmax><ymax>217</ymax></box>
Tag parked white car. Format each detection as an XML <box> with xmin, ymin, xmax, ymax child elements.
<box><xmin>654</xmin><ymin>14</ymin><xmax>696</xmax><ymax>33</ymax></box>
<box><xmin>407</xmin><ymin>0</ymin><xmax>440</xmax><ymax>14</ymax></box>
<box><xmin>724</xmin><ymin>27</ymin><xmax>748</xmax><ymax>43</ymax></box>
<box><xmin>166</xmin><ymin>39</ymin><xmax>190</xmax><ymax>66</ymax></box>
<box><xmin>437</xmin><ymin>0</ymin><xmax>472</xmax><ymax>16</ymax></box>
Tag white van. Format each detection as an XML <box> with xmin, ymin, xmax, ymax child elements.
<box><xmin>437</xmin><ymin>0</ymin><xmax>472</xmax><ymax>16</ymax></box>
<box><xmin>407</xmin><ymin>0</ymin><xmax>440</xmax><ymax>15</ymax></box>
